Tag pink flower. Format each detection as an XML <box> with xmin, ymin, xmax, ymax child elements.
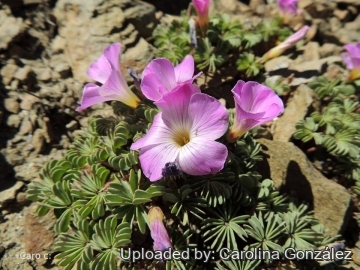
<box><xmin>228</xmin><ymin>81</ymin><xmax>284</xmax><ymax>142</ymax></box>
<box><xmin>341</xmin><ymin>42</ymin><xmax>360</xmax><ymax>81</ymax></box>
<box><xmin>140</xmin><ymin>55</ymin><xmax>201</xmax><ymax>102</ymax></box>
<box><xmin>262</xmin><ymin>26</ymin><xmax>309</xmax><ymax>61</ymax></box>
<box><xmin>76</xmin><ymin>43</ymin><xmax>140</xmax><ymax>111</ymax></box>
<box><xmin>148</xmin><ymin>207</ymin><xmax>172</xmax><ymax>251</ymax></box>
<box><xmin>192</xmin><ymin>0</ymin><xmax>210</xmax><ymax>30</ymax></box>
<box><xmin>131</xmin><ymin>84</ymin><xmax>228</xmax><ymax>182</ymax></box>
<box><xmin>277</xmin><ymin>0</ymin><xmax>299</xmax><ymax>15</ymax></box>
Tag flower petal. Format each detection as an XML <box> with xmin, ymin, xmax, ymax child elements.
<box><xmin>344</xmin><ymin>43</ymin><xmax>360</xmax><ymax>57</ymax></box>
<box><xmin>76</xmin><ymin>83</ymin><xmax>114</xmax><ymax>111</ymax></box>
<box><xmin>140</xmin><ymin>73</ymin><xmax>168</xmax><ymax>101</ymax></box>
<box><xmin>179</xmin><ymin>139</ymin><xmax>228</xmax><ymax>175</ymax></box>
<box><xmin>188</xmin><ymin>93</ymin><xmax>228</xmax><ymax>140</ymax></box>
<box><xmin>131</xmin><ymin>113</ymin><xmax>175</xmax><ymax>149</ymax></box>
<box><xmin>86</xmin><ymin>54</ymin><xmax>112</xmax><ymax>84</ymax></box>
<box><xmin>141</xmin><ymin>58</ymin><xmax>177</xmax><ymax>91</ymax></box>
<box><xmin>100</xmin><ymin>69</ymin><xmax>140</xmax><ymax>108</ymax></box>
<box><xmin>155</xmin><ymin>84</ymin><xmax>200</xmax><ymax>131</ymax></box>
<box><xmin>137</xmin><ymin>143</ymin><xmax>180</xmax><ymax>181</ymax></box>
<box><xmin>174</xmin><ymin>55</ymin><xmax>196</xmax><ymax>83</ymax></box>
<box><xmin>148</xmin><ymin>207</ymin><xmax>172</xmax><ymax>251</ymax></box>
<box><xmin>103</xmin><ymin>43</ymin><xmax>121</xmax><ymax>71</ymax></box>
<box><xmin>192</xmin><ymin>0</ymin><xmax>209</xmax><ymax>14</ymax></box>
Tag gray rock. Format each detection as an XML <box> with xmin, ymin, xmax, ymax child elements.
<box><xmin>257</xmin><ymin>138</ymin><xmax>352</xmax><ymax>237</ymax></box>
<box><xmin>273</xmin><ymin>84</ymin><xmax>316</xmax><ymax>142</ymax></box>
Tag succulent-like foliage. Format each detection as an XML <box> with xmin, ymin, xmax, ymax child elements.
<box><xmin>153</xmin><ymin>8</ymin><xmax>292</xmax><ymax>76</ymax></box>
<box><xmin>105</xmin><ymin>169</ymin><xmax>165</xmax><ymax>233</ymax></box>
<box><xmin>201</xmin><ymin>203</ymin><xmax>249</xmax><ymax>251</ymax></box>
<box><xmin>215</xmin><ymin>259</ymin><xmax>261</xmax><ymax>270</ymax></box>
<box><xmin>294</xmin><ymin>76</ymin><xmax>360</xmax><ymax>185</ymax></box>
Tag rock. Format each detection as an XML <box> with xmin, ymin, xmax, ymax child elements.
<box><xmin>325</xmin><ymin>64</ymin><xmax>346</xmax><ymax>81</ymax></box>
<box><xmin>13</xmin><ymin>66</ymin><xmax>32</xmax><ymax>82</ymax></box>
<box><xmin>305</xmin><ymin>24</ymin><xmax>317</xmax><ymax>42</ymax></box>
<box><xmin>32</xmin><ymin>129</ymin><xmax>46</xmax><ymax>154</ymax></box>
<box><xmin>333</xmin><ymin>9</ymin><xmax>350</xmax><ymax>22</ymax></box>
<box><xmin>20</xmin><ymin>94</ymin><xmax>40</xmax><ymax>111</ymax></box>
<box><xmin>23</xmin><ymin>204</ymin><xmax>56</xmax><ymax>266</ymax></box>
<box><xmin>53</xmin><ymin>62</ymin><xmax>71</xmax><ymax>79</ymax></box>
<box><xmin>37</xmin><ymin>117</ymin><xmax>54</xmax><ymax>143</ymax></box>
<box><xmin>16</xmin><ymin>192</ymin><xmax>29</xmax><ymax>206</ymax></box>
<box><xmin>65</xmin><ymin>120</ymin><xmax>79</xmax><ymax>131</ymax></box>
<box><xmin>36</xmin><ymin>68</ymin><xmax>52</xmax><ymax>82</ymax></box>
<box><xmin>212</xmin><ymin>0</ymin><xmax>251</xmax><ymax>14</ymax></box>
<box><xmin>4</xmin><ymin>98</ymin><xmax>20</xmax><ymax>114</ymax></box>
<box><xmin>122</xmin><ymin>38</ymin><xmax>156</xmax><ymax>73</ymax></box>
<box><xmin>302</xmin><ymin>42</ymin><xmax>320</xmax><ymax>61</ymax></box>
<box><xmin>298</xmin><ymin>0</ymin><xmax>312</xmax><ymax>9</ymax></box>
<box><xmin>304</xmin><ymin>3</ymin><xmax>333</xmax><ymax>19</ymax></box>
<box><xmin>257</xmin><ymin>138</ymin><xmax>352</xmax><ymax>237</ymax></box>
<box><xmin>345</xmin><ymin>14</ymin><xmax>360</xmax><ymax>31</ymax></box>
<box><xmin>18</xmin><ymin>117</ymin><xmax>34</xmax><ymax>135</ymax></box>
<box><xmin>273</xmin><ymin>84</ymin><xmax>316</xmax><ymax>142</ymax></box>
<box><xmin>124</xmin><ymin>2</ymin><xmax>158</xmax><ymax>39</ymax></box>
<box><xmin>319</xmin><ymin>43</ymin><xmax>343</xmax><ymax>58</ymax></box>
<box><xmin>51</xmin><ymin>35</ymin><xmax>66</xmax><ymax>53</ymax></box>
<box><xmin>0</xmin><ymin>9</ymin><xmax>23</xmax><ymax>50</ymax></box>
<box><xmin>264</xmin><ymin>56</ymin><xmax>292</xmax><ymax>72</ymax></box>
<box><xmin>0</xmin><ymin>61</ymin><xmax>18</xmax><ymax>86</ymax></box>
<box><xmin>53</xmin><ymin>0</ymin><xmax>158</xmax><ymax>84</ymax></box>
<box><xmin>337</xmin><ymin>28</ymin><xmax>360</xmax><ymax>44</ymax></box>
<box><xmin>0</xmin><ymin>181</ymin><xmax>24</xmax><ymax>208</ymax></box>
<box><xmin>60</xmin><ymin>95</ymin><xmax>76</xmax><ymax>107</ymax></box>
<box><xmin>329</xmin><ymin>17</ymin><xmax>341</xmax><ymax>32</ymax></box>
<box><xmin>288</xmin><ymin>56</ymin><xmax>342</xmax><ymax>73</ymax></box>
<box><xmin>6</xmin><ymin>114</ymin><xmax>21</xmax><ymax>128</ymax></box>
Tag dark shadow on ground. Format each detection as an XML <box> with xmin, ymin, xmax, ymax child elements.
<box><xmin>0</xmin><ymin>152</ymin><xmax>16</xmax><ymax>193</ymax></box>
<box><xmin>142</xmin><ymin>0</ymin><xmax>190</xmax><ymax>15</ymax></box>
<box><xmin>280</xmin><ymin>160</ymin><xmax>314</xmax><ymax>210</ymax></box>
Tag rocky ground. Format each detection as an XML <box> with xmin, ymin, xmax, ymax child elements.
<box><xmin>0</xmin><ymin>0</ymin><xmax>360</xmax><ymax>269</ymax></box>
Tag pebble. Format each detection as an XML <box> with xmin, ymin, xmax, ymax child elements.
<box><xmin>4</xmin><ymin>98</ymin><xmax>20</xmax><ymax>114</ymax></box>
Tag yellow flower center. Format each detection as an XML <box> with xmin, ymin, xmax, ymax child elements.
<box><xmin>173</xmin><ymin>130</ymin><xmax>190</xmax><ymax>146</ymax></box>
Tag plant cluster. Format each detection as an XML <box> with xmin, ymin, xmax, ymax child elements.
<box><xmin>27</xmin><ymin>103</ymin><xmax>336</xmax><ymax>269</ymax></box>
<box><xmin>294</xmin><ymin>76</ymin><xmax>360</xmax><ymax>226</ymax></box>
<box><xmin>153</xmin><ymin>12</ymin><xmax>292</xmax><ymax>77</ymax></box>
<box><xmin>294</xmin><ymin>77</ymin><xmax>360</xmax><ymax>183</ymax></box>
<box><xmin>24</xmin><ymin>1</ymin><xmax>352</xmax><ymax>269</ymax></box>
